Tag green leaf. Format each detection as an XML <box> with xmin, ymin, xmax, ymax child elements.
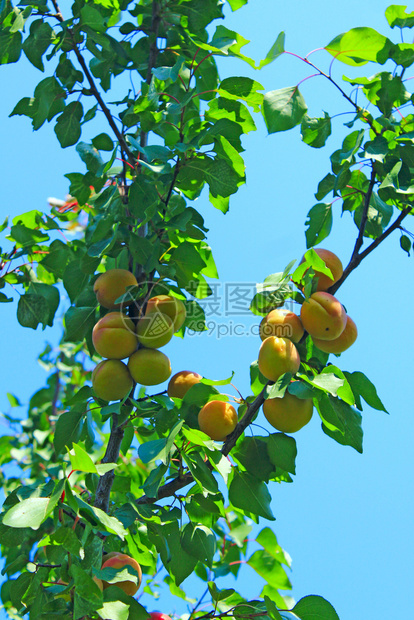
<box><xmin>385</xmin><ymin>5</ymin><xmax>414</xmax><ymax>29</ymax></box>
<box><xmin>229</xmin><ymin>470</ymin><xmax>275</xmax><ymax>520</ymax></box>
<box><xmin>301</xmin><ymin>113</ymin><xmax>332</xmax><ymax>148</ymax></box>
<box><xmin>247</xmin><ymin>549</ymin><xmax>291</xmax><ymax>589</ymax></box>
<box><xmin>184</xmin><ymin>451</ymin><xmax>219</xmax><ymax>494</ymax></box>
<box><xmin>17</xmin><ymin>294</ymin><xmax>49</xmax><ymax>330</ymax></box>
<box><xmin>307</xmin><ymin>369</ymin><xmax>344</xmax><ymax>397</ymax></box>
<box><xmin>158</xmin><ymin>520</ymin><xmax>197</xmax><ymax>585</ymax></box>
<box><xmin>400</xmin><ymin>234</ymin><xmax>412</xmax><ymax>256</ymax></box>
<box><xmin>55</xmin><ymin>101</ymin><xmax>83</xmax><ymax>148</ymax></box>
<box><xmin>71</xmin><ymin>565</ymin><xmax>103</xmax><ymax>620</ymax></box>
<box><xmin>181</xmin><ymin>523</ymin><xmax>216</xmax><ymax>567</ymax></box>
<box><xmin>80</xmin><ymin>5</ymin><xmax>107</xmax><ymax>32</ymax></box>
<box><xmin>64</xmin><ymin>306</ymin><xmax>96</xmax><ymax>343</ymax></box>
<box><xmin>325</xmin><ymin>28</ymin><xmax>394</xmax><ymax>66</ymax></box>
<box><xmin>364</xmin><ymin>135</ymin><xmax>389</xmax><ymax>161</ymax></box>
<box><xmin>75</xmin><ymin>496</ymin><xmax>127</xmax><ymax>539</ymax></box>
<box><xmin>22</xmin><ymin>19</ymin><xmax>53</xmax><ymax>71</ymax></box>
<box><xmin>63</xmin><ymin>260</ymin><xmax>90</xmax><ymax>303</ymax></box>
<box><xmin>54</xmin><ymin>406</ymin><xmax>85</xmax><ymax>455</ymax></box>
<box><xmin>0</xmin><ymin>30</ymin><xmax>22</xmax><ymax>64</ymax></box>
<box><xmin>267</xmin><ymin>433</ymin><xmax>297</xmax><ymax>475</ymax></box>
<box><xmin>3</xmin><ymin>497</ymin><xmax>50</xmax><ymax>530</ymax></box>
<box><xmin>293</xmin><ymin>595</ymin><xmax>340</xmax><ymax>620</ymax></box>
<box><xmin>317</xmin><ymin>394</ymin><xmax>363</xmax><ymax>453</ymax></box>
<box><xmin>233</xmin><ymin>436</ymin><xmax>276</xmax><ymax>482</ymax></box>
<box><xmin>218</xmin><ymin>77</ymin><xmax>264</xmax><ymax>112</ymax></box>
<box><xmin>27</xmin><ymin>282</ymin><xmax>60</xmax><ymax>328</ymax></box>
<box><xmin>262</xmin><ymin>86</ymin><xmax>307</xmax><ymax>134</ymax></box>
<box><xmin>259</xmin><ymin>31</ymin><xmax>285</xmax><ymax>69</ymax></box>
<box><xmin>256</xmin><ymin>527</ymin><xmax>291</xmax><ymax>566</ymax></box>
<box><xmin>305</xmin><ymin>203</ymin><xmax>333</xmax><ymax>248</ymax></box>
<box><xmin>171</xmin><ymin>242</ymin><xmax>206</xmax><ymax>288</ymax></box>
<box><xmin>343</xmin><ymin>371</ymin><xmax>388</xmax><ymax>412</ymax></box>
<box><xmin>227</xmin><ymin>0</ymin><xmax>248</xmax><ymax>10</ymax></box>
<box><xmin>92</xmin><ymin>132</ymin><xmax>114</xmax><ymax>151</ymax></box>
<box><xmin>68</xmin><ymin>443</ymin><xmax>117</xmax><ymax>476</ymax></box>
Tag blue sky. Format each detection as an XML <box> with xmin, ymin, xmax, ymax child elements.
<box><xmin>0</xmin><ymin>1</ymin><xmax>413</xmax><ymax>619</ymax></box>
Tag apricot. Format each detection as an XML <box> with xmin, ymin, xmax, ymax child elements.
<box><xmin>198</xmin><ymin>400</ymin><xmax>238</xmax><ymax>441</ymax></box>
<box><xmin>94</xmin><ymin>269</ymin><xmax>138</xmax><ymax>309</ymax></box>
<box><xmin>300</xmin><ymin>292</ymin><xmax>346</xmax><ymax>341</ymax></box>
<box><xmin>128</xmin><ymin>348</ymin><xmax>171</xmax><ymax>386</ymax></box>
<box><xmin>312</xmin><ymin>315</ymin><xmax>357</xmax><ymax>354</ymax></box>
<box><xmin>300</xmin><ymin>248</ymin><xmax>343</xmax><ymax>291</ymax></box>
<box><xmin>92</xmin><ymin>312</ymin><xmax>138</xmax><ymax>359</ymax></box>
<box><xmin>150</xmin><ymin>614</ymin><xmax>172</xmax><ymax>620</ymax></box>
<box><xmin>92</xmin><ymin>360</ymin><xmax>133</xmax><ymax>401</ymax></box>
<box><xmin>259</xmin><ymin>309</ymin><xmax>304</xmax><ymax>343</ymax></box>
<box><xmin>101</xmin><ymin>553</ymin><xmax>142</xmax><ymax>596</ymax></box>
<box><xmin>258</xmin><ymin>337</ymin><xmax>301</xmax><ymax>382</ymax></box>
<box><xmin>136</xmin><ymin>312</ymin><xmax>174</xmax><ymax>349</ymax></box>
<box><xmin>168</xmin><ymin>370</ymin><xmax>202</xmax><ymax>399</ymax></box>
<box><xmin>145</xmin><ymin>295</ymin><xmax>186</xmax><ymax>331</ymax></box>
<box><xmin>263</xmin><ymin>389</ymin><xmax>313</xmax><ymax>433</ymax></box>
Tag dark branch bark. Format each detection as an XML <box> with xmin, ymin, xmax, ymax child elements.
<box><xmin>94</xmin><ymin>416</ymin><xmax>124</xmax><ymax>512</ymax></box>
<box><xmin>135</xmin><ymin>384</ymin><xmax>271</xmax><ymax>506</ymax></box>
<box><xmin>52</xmin><ymin>1</ymin><xmax>135</xmax><ymax>163</ymax></box>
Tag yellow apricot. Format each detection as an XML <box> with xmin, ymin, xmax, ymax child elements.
<box><xmin>300</xmin><ymin>292</ymin><xmax>346</xmax><ymax>341</ymax></box>
<box><xmin>263</xmin><ymin>389</ymin><xmax>313</xmax><ymax>433</ymax></box>
<box><xmin>92</xmin><ymin>312</ymin><xmax>138</xmax><ymax>359</ymax></box>
<box><xmin>145</xmin><ymin>295</ymin><xmax>186</xmax><ymax>331</ymax></box>
<box><xmin>128</xmin><ymin>349</ymin><xmax>171</xmax><ymax>386</ymax></box>
<box><xmin>92</xmin><ymin>360</ymin><xmax>133</xmax><ymax>401</ymax></box>
<box><xmin>168</xmin><ymin>371</ymin><xmax>202</xmax><ymax>399</ymax></box>
<box><xmin>259</xmin><ymin>309</ymin><xmax>304</xmax><ymax>343</ymax></box>
<box><xmin>312</xmin><ymin>315</ymin><xmax>357</xmax><ymax>354</ymax></box>
<box><xmin>101</xmin><ymin>553</ymin><xmax>142</xmax><ymax>597</ymax></box>
<box><xmin>94</xmin><ymin>269</ymin><xmax>138</xmax><ymax>310</ymax></box>
<box><xmin>136</xmin><ymin>312</ymin><xmax>174</xmax><ymax>348</ymax></box>
<box><xmin>300</xmin><ymin>248</ymin><xmax>343</xmax><ymax>291</ymax></box>
<box><xmin>258</xmin><ymin>337</ymin><xmax>301</xmax><ymax>382</ymax></box>
<box><xmin>198</xmin><ymin>400</ymin><xmax>238</xmax><ymax>441</ymax></box>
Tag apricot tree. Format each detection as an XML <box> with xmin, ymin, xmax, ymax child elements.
<box><xmin>0</xmin><ymin>1</ymin><xmax>412</xmax><ymax>619</ymax></box>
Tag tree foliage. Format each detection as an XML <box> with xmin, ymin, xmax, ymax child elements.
<box><xmin>0</xmin><ymin>1</ymin><xmax>412</xmax><ymax>619</ymax></box>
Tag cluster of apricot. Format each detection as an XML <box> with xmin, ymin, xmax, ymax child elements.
<box><xmin>257</xmin><ymin>249</ymin><xmax>357</xmax><ymax>434</ymax></box>
<box><xmin>89</xmin><ymin>268</ymin><xmax>238</xmax><ymax>443</ymax></box>
<box><xmin>90</xmin><ymin>269</ymin><xmax>186</xmax><ymax>401</ymax></box>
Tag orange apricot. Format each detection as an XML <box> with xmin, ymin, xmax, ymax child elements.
<box><xmin>92</xmin><ymin>360</ymin><xmax>133</xmax><ymax>401</ymax></box>
<box><xmin>101</xmin><ymin>553</ymin><xmax>142</xmax><ymax>596</ymax></box>
<box><xmin>145</xmin><ymin>295</ymin><xmax>186</xmax><ymax>331</ymax></box>
<box><xmin>258</xmin><ymin>337</ymin><xmax>301</xmax><ymax>382</ymax></box>
<box><xmin>312</xmin><ymin>315</ymin><xmax>357</xmax><ymax>353</ymax></box>
<box><xmin>263</xmin><ymin>389</ymin><xmax>313</xmax><ymax>433</ymax></box>
<box><xmin>259</xmin><ymin>309</ymin><xmax>304</xmax><ymax>343</ymax></box>
<box><xmin>92</xmin><ymin>312</ymin><xmax>138</xmax><ymax>359</ymax></box>
<box><xmin>300</xmin><ymin>292</ymin><xmax>346</xmax><ymax>341</ymax></box>
<box><xmin>300</xmin><ymin>248</ymin><xmax>343</xmax><ymax>291</ymax></box>
<box><xmin>167</xmin><ymin>371</ymin><xmax>202</xmax><ymax>399</ymax></box>
<box><xmin>198</xmin><ymin>400</ymin><xmax>238</xmax><ymax>441</ymax></box>
<box><xmin>128</xmin><ymin>349</ymin><xmax>171</xmax><ymax>386</ymax></box>
<box><xmin>94</xmin><ymin>269</ymin><xmax>138</xmax><ymax>309</ymax></box>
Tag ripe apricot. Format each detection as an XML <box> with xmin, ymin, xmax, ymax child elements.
<box><xmin>259</xmin><ymin>309</ymin><xmax>304</xmax><ymax>343</ymax></box>
<box><xmin>300</xmin><ymin>292</ymin><xmax>346</xmax><ymax>341</ymax></box>
<box><xmin>149</xmin><ymin>614</ymin><xmax>172</xmax><ymax>620</ymax></box>
<box><xmin>258</xmin><ymin>337</ymin><xmax>301</xmax><ymax>382</ymax></box>
<box><xmin>168</xmin><ymin>370</ymin><xmax>202</xmax><ymax>399</ymax></box>
<box><xmin>92</xmin><ymin>360</ymin><xmax>133</xmax><ymax>401</ymax></box>
<box><xmin>101</xmin><ymin>553</ymin><xmax>142</xmax><ymax>596</ymax></box>
<box><xmin>145</xmin><ymin>295</ymin><xmax>186</xmax><ymax>331</ymax></box>
<box><xmin>198</xmin><ymin>400</ymin><xmax>238</xmax><ymax>441</ymax></box>
<box><xmin>312</xmin><ymin>315</ymin><xmax>357</xmax><ymax>354</ymax></box>
<box><xmin>128</xmin><ymin>349</ymin><xmax>171</xmax><ymax>386</ymax></box>
<box><xmin>92</xmin><ymin>312</ymin><xmax>138</xmax><ymax>359</ymax></box>
<box><xmin>136</xmin><ymin>312</ymin><xmax>174</xmax><ymax>349</ymax></box>
<box><xmin>300</xmin><ymin>248</ymin><xmax>343</xmax><ymax>291</ymax></box>
<box><xmin>263</xmin><ymin>389</ymin><xmax>313</xmax><ymax>433</ymax></box>
<box><xmin>94</xmin><ymin>269</ymin><xmax>138</xmax><ymax>309</ymax></box>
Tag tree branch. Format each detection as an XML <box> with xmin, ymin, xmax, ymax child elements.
<box><xmin>94</xmin><ymin>415</ymin><xmax>124</xmax><ymax>512</ymax></box>
<box><xmin>330</xmin><ymin>204</ymin><xmax>412</xmax><ymax>294</ymax></box>
<box><xmin>135</xmin><ymin>384</ymin><xmax>270</xmax><ymax>505</ymax></box>
<box><xmin>51</xmin><ymin>0</ymin><xmax>135</xmax><ymax>163</ymax></box>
